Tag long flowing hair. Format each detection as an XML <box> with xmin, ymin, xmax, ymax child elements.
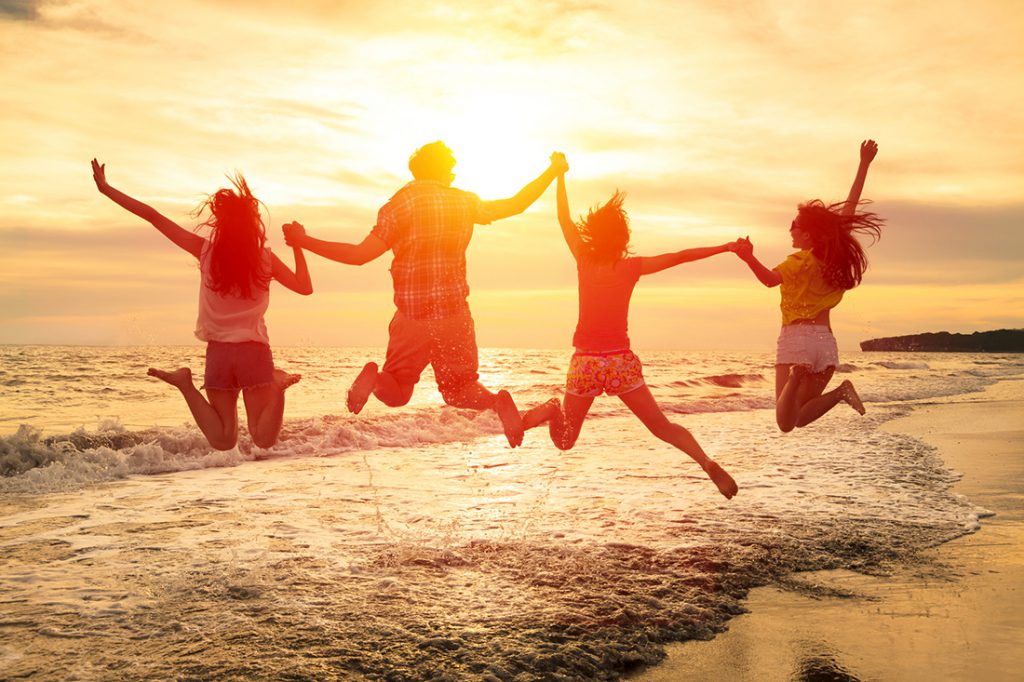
<box><xmin>577</xmin><ymin>190</ymin><xmax>632</xmax><ymax>264</ymax></box>
<box><xmin>194</xmin><ymin>173</ymin><xmax>270</xmax><ymax>298</ymax></box>
<box><xmin>798</xmin><ymin>199</ymin><xmax>884</xmax><ymax>290</ymax></box>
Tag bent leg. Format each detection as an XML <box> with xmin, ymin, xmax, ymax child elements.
<box><xmin>372</xmin><ymin>370</ymin><xmax>416</xmax><ymax>407</ymax></box>
<box><xmin>347</xmin><ymin>362</ymin><xmax>379</xmax><ymax>413</ymax></box>
<box><xmin>522</xmin><ymin>398</ymin><xmax>561</xmax><ymax>431</ymax></box>
<box><xmin>618</xmin><ymin>385</ymin><xmax>737</xmax><ymax>499</ymax></box>
<box><xmin>430</xmin><ymin>309</ymin><xmax>488</xmax><ymax>410</ymax></box>
<box><xmin>242</xmin><ymin>370</ymin><xmax>299</xmax><ymax>449</ymax></box>
<box><xmin>426</xmin><ymin>310</ymin><xmax>523</xmax><ymax>447</ymax></box>
<box><xmin>795</xmin><ymin>376</ymin><xmax>864</xmax><ymax>428</ymax></box>
<box><xmin>149</xmin><ymin>367</ymin><xmax>238</xmax><ymax>450</ymax></box>
<box><xmin>775</xmin><ymin>363</ymin><xmax>806</xmax><ymax>432</ymax></box>
<box><xmin>366</xmin><ymin>312</ymin><xmax>429</xmax><ymax>410</ymax></box>
<box><xmin>437</xmin><ymin>380</ymin><xmax>524</xmax><ymax>448</ymax></box>
<box><xmin>439</xmin><ymin>380</ymin><xmax>495</xmax><ymax>410</ymax></box>
<box><xmin>777</xmin><ymin>365</ymin><xmax>862</xmax><ymax>429</ymax></box>
<box><xmin>550</xmin><ymin>393</ymin><xmax>594</xmax><ymax>451</ymax></box>
<box><xmin>348</xmin><ymin>360</ymin><xmax>418</xmax><ymax>410</ymax></box>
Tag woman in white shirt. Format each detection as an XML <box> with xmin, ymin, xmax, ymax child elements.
<box><xmin>92</xmin><ymin>160</ymin><xmax>312</xmax><ymax>450</ymax></box>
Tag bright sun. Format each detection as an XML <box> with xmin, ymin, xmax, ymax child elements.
<box><xmin>363</xmin><ymin>86</ymin><xmax>560</xmax><ymax>199</ymax></box>
<box><xmin>440</xmin><ymin>93</ymin><xmax>553</xmax><ymax>198</ymax></box>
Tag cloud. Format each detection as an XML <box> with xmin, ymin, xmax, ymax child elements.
<box><xmin>0</xmin><ymin>0</ymin><xmax>37</xmax><ymax>20</ymax></box>
<box><xmin>885</xmin><ymin>200</ymin><xmax>1024</xmax><ymax>257</ymax></box>
<box><xmin>209</xmin><ymin>0</ymin><xmax>614</xmax><ymax>57</ymax></box>
<box><xmin>2</xmin><ymin>0</ymin><xmax>1023</xmax><ymax>345</ymax></box>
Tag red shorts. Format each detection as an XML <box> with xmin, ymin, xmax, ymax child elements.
<box><xmin>203</xmin><ymin>341</ymin><xmax>274</xmax><ymax>391</ymax></box>
<box><xmin>381</xmin><ymin>309</ymin><xmax>479</xmax><ymax>396</ymax></box>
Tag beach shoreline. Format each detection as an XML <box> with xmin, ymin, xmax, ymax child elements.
<box><xmin>632</xmin><ymin>377</ymin><xmax>1024</xmax><ymax>681</ymax></box>
<box><xmin>2</xmin><ymin>351</ymin><xmax>1021</xmax><ymax>680</ymax></box>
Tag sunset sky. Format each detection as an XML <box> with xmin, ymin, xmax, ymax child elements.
<box><xmin>2</xmin><ymin>0</ymin><xmax>1022</xmax><ymax>351</ymax></box>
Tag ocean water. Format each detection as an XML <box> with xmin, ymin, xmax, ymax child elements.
<box><xmin>1</xmin><ymin>345</ymin><xmax>1022</xmax><ymax>680</ymax></box>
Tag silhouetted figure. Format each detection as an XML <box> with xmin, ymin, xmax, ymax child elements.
<box><xmin>283</xmin><ymin>142</ymin><xmax>566</xmax><ymax>447</ymax></box>
<box><xmin>733</xmin><ymin>140</ymin><xmax>884</xmax><ymax>432</ymax></box>
<box><xmin>92</xmin><ymin>160</ymin><xmax>312</xmax><ymax>450</ymax></box>
<box><xmin>542</xmin><ymin>153</ymin><xmax>738</xmax><ymax>499</ymax></box>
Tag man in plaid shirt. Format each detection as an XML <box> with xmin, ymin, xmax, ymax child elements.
<box><xmin>284</xmin><ymin>142</ymin><xmax>567</xmax><ymax>447</ymax></box>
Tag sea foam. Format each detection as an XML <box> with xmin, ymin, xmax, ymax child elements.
<box><xmin>0</xmin><ymin>407</ymin><xmax>506</xmax><ymax>495</ymax></box>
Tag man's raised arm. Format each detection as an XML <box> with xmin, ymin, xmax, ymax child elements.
<box><xmin>484</xmin><ymin>153</ymin><xmax>570</xmax><ymax>221</ymax></box>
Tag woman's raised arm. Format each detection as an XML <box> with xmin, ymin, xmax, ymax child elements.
<box><xmin>554</xmin><ymin>155</ymin><xmax>583</xmax><ymax>258</ymax></box>
<box><xmin>92</xmin><ymin>159</ymin><xmax>204</xmax><ymax>258</ymax></box>
<box><xmin>842</xmin><ymin>140</ymin><xmax>878</xmax><ymax>216</ymax></box>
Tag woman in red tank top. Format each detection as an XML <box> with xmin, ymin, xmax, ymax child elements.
<box><xmin>541</xmin><ymin>153</ymin><xmax>739</xmax><ymax>500</ymax></box>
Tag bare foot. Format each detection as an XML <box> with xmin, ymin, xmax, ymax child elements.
<box><xmin>346</xmin><ymin>362</ymin><xmax>378</xmax><ymax>414</ymax></box>
<box><xmin>273</xmin><ymin>368</ymin><xmax>301</xmax><ymax>390</ymax></box>
<box><xmin>494</xmin><ymin>390</ymin><xmax>525</xmax><ymax>448</ymax></box>
<box><xmin>841</xmin><ymin>380</ymin><xmax>866</xmax><ymax>415</ymax></box>
<box><xmin>522</xmin><ymin>397</ymin><xmax>561</xmax><ymax>431</ymax></box>
<box><xmin>702</xmin><ymin>459</ymin><xmax>738</xmax><ymax>500</ymax></box>
<box><xmin>147</xmin><ymin>367</ymin><xmax>194</xmax><ymax>390</ymax></box>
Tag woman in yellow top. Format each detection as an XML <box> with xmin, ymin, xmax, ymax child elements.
<box><xmin>735</xmin><ymin>140</ymin><xmax>884</xmax><ymax>432</ymax></box>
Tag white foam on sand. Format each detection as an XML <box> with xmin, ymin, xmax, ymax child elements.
<box><xmin>0</xmin><ymin>395</ymin><xmax>992</xmax><ymax>680</ymax></box>
<box><xmin>0</xmin><ymin>407</ymin><xmax>510</xmax><ymax>495</ymax></box>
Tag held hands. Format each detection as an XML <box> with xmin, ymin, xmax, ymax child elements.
<box><xmin>732</xmin><ymin>236</ymin><xmax>754</xmax><ymax>260</ymax></box>
<box><xmin>550</xmin><ymin>151</ymin><xmax>569</xmax><ymax>175</ymax></box>
<box><xmin>91</xmin><ymin>158</ymin><xmax>109</xmax><ymax>193</ymax></box>
<box><xmin>860</xmin><ymin>139</ymin><xmax>878</xmax><ymax>165</ymax></box>
<box><xmin>282</xmin><ymin>221</ymin><xmax>306</xmax><ymax>248</ymax></box>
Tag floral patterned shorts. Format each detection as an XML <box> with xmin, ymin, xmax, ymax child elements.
<box><xmin>566</xmin><ymin>350</ymin><xmax>646</xmax><ymax>398</ymax></box>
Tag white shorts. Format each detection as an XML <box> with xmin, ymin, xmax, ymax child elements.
<box><xmin>775</xmin><ymin>325</ymin><xmax>839</xmax><ymax>373</ymax></box>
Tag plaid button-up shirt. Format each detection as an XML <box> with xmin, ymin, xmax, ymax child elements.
<box><xmin>371</xmin><ymin>180</ymin><xmax>496</xmax><ymax>320</ymax></box>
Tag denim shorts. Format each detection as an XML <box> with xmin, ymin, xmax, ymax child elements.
<box><xmin>775</xmin><ymin>325</ymin><xmax>839</xmax><ymax>373</ymax></box>
<box><xmin>203</xmin><ymin>341</ymin><xmax>275</xmax><ymax>391</ymax></box>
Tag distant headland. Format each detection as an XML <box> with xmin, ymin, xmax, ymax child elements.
<box><xmin>860</xmin><ymin>329</ymin><xmax>1024</xmax><ymax>352</ymax></box>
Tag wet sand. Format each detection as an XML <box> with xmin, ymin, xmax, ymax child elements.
<box><xmin>632</xmin><ymin>377</ymin><xmax>1024</xmax><ymax>681</ymax></box>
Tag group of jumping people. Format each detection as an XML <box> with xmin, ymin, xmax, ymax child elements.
<box><xmin>91</xmin><ymin>138</ymin><xmax>883</xmax><ymax>500</ymax></box>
